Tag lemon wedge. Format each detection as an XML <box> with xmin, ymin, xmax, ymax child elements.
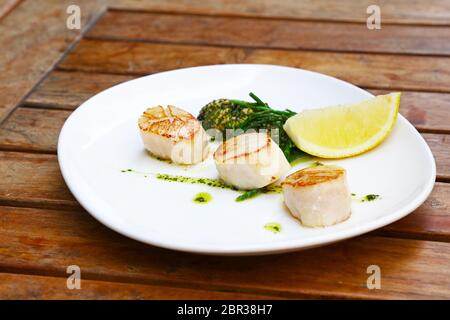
<box><xmin>283</xmin><ymin>93</ymin><xmax>401</xmax><ymax>158</ymax></box>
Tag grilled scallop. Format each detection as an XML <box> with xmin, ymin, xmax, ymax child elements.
<box><xmin>282</xmin><ymin>165</ymin><xmax>351</xmax><ymax>227</ymax></box>
<box><xmin>138</xmin><ymin>105</ymin><xmax>209</xmax><ymax>164</ymax></box>
<box><xmin>214</xmin><ymin>132</ymin><xmax>291</xmax><ymax>190</ymax></box>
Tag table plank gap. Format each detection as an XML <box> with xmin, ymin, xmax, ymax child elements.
<box><xmin>106</xmin><ymin>1</ymin><xmax>450</xmax><ymax>26</ymax></box>
<box><xmin>0</xmin><ymin>148</ymin><xmax>449</xmax><ymax>241</ymax></box>
<box><xmin>0</xmin><ymin>0</ymin><xmax>106</xmax><ymax>124</ymax></box>
<box><xmin>85</xmin><ymin>10</ymin><xmax>450</xmax><ymax>56</ymax></box>
<box><xmin>57</xmin><ymin>39</ymin><xmax>450</xmax><ymax>93</ymax></box>
<box><xmin>23</xmin><ymin>71</ymin><xmax>450</xmax><ymax>133</ymax></box>
<box><xmin>1</xmin><ymin>108</ymin><xmax>448</xmax><ymax>179</ymax></box>
<box><xmin>1</xmin><ymin>204</ymin><xmax>449</xmax><ymax>299</ymax></box>
<box><xmin>0</xmin><ymin>272</ymin><xmax>281</xmax><ymax>300</ymax></box>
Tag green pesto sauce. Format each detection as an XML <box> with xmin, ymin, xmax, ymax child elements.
<box><xmin>352</xmin><ymin>193</ymin><xmax>381</xmax><ymax>203</ymax></box>
<box><xmin>361</xmin><ymin>194</ymin><xmax>381</xmax><ymax>202</ymax></box>
<box><xmin>156</xmin><ymin>173</ymin><xmax>238</xmax><ymax>190</ymax></box>
<box><xmin>155</xmin><ymin>173</ymin><xmax>281</xmax><ymax>202</ymax></box>
<box><xmin>121</xmin><ymin>168</ymin><xmax>149</xmax><ymax>178</ymax></box>
<box><xmin>122</xmin><ymin>169</ymin><xmax>282</xmax><ymax>202</ymax></box>
<box><xmin>264</xmin><ymin>222</ymin><xmax>282</xmax><ymax>234</ymax></box>
<box><xmin>193</xmin><ymin>192</ymin><xmax>212</xmax><ymax>204</ymax></box>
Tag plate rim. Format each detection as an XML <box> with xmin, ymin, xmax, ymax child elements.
<box><xmin>57</xmin><ymin>64</ymin><xmax>437</xmax><ymax>255</ymax></box>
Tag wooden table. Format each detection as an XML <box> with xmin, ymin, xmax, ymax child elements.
<box><xmin>0</xmin><ymin>0</ymin><xmax>449</xmax><ymax>299</ymax></box>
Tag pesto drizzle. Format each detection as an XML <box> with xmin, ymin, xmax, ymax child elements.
<box><xmin>193</xmin><ymin>192</ymin><xmax>212</xmax><ymax>204</ymax></box>
<box><xmin>121</xmin><ymin>169</ymin><xmax>281</xmax><ymax>202</ymax></box>
<box><xmin>156</xmin><ymin>173</ymin><xmax>238</xmax><ymax>190</ymax></box>
<box><xmin>361</xmin><ymin>194</ymin><xmax>381</xmax><ymax>202</ymax></box>
<box><xmin>264</xmin><ymin>222</ymin><xmax>282</xmax><ymax>233</ymax></box>
<box><xmin>352</xmin><ymin>193</ymin><xmax>381</xmax><ymax>202</ymax></box>
<box><xmin>156</xmin><ymin>173</ymin><xmax>281</xmax><ymax>202</ymax></box>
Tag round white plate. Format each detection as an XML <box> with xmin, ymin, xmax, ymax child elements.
<box><xmin>58</xmin><ymin>64</ymin><xmax>436</xmax><ymax>255</ymax></box>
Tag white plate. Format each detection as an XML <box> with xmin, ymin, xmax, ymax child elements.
<box><xmin>58</xmin><ymin>64</ymin><xmax>436</xmax><ymax>255</ymax></box>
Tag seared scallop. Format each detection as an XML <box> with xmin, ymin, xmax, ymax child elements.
<box><xmin>282</xmin><ymin>165</ymin><xmax>351</xmax><ymax>227</ymax></box>
<box><xmin>138</xmin><ymin>105</ymin><xmax>209</xmax><ymax>164</ymax></box>
<box><xmin>214</xmin><ymin>132</ymin><xmax>290</xmax><ymax>190</ymax></box>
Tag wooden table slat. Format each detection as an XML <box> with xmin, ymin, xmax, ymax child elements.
<box><xmin>26</xmin><ymin>71</ymin><xmax>134</xmax><ymax>110</ymax></box>
<box><xmin>58</xmin><ymin>39</ymin><xmax>450</xmax><ymax>92</ymax></box>
<box><xmin>0</xmin><ymin>0</ymin><xmax>105</xmax><ymax>123</ymax></box>
<box><xmin>1</xmin><ymin>109</ymin><xmax>448</xmax><ymax>181</ymax></box>
<box><xmin>0</xmin><ymin>152</ymin><xmax>77</xmax><ymax>209</ymax></box>
<box><xmin>1</xmin><ymin>205</ymin><xmax>449</xmax><ymax>299</ymax></box>
<box><xmin>23</xmin><ymin>70</ymin><xmax>450</xmax><ymax>133</ymax></box>
<box><xmin>0</xmin><ymin>150</ymin><xmax>448</xmax><ymax>242</ymax></box>
<box><xmin>108</xmin><ymin>0</ymin><xmax>450</xmax><ymax>26</ymax></box>
<box><xmin>87</xmin><ymin>11</ymin><xmax>450</xmax><ymax>56</ymax></box>
<box><xmin>0</xmin><ymin>0</ymin><xmax>21</xmax><ymax>21</ymax></box>
<box><xmin>0</xmin><ymin>273</ymin><xmax>277</xmax><ymax>300</ymax></box>
<box><xmin>1</xmin><ymin>1</ymin><xmax>450</xmax><ymax>300</ymax></box>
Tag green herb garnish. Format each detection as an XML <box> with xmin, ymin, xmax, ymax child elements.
<box><xmin>235</xmin><ymin>188</ymin><xmax>264</xmax><ymax>202</ymax></box>
<box><xmin>361</xmin><ymin>194</ymin><xmax>380</xmax><ymax>202</ymax></box>
<box><xmin>198</xmin><ymin>92</ymin><xmax>305</xmax><ymax>162</ymax></box>
<box><xmin>235</xmin><ymin>185</ymin><xmax>282</xmax><ymax>202</ymax></box>
<box><xmin>193</xmin><ymin>192</ymin><xmax>212</xmax><ymax>204</ymax></box>
<box><xmin>264</xmin><ymin>222</ymin><xmax>282</xmax><ymax>233</ymax></box>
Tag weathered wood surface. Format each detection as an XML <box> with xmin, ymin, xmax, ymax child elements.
<box><xmin>26</xmin><ymin>71</ymin><xmax>134</xmax><ymax>110</ymax></box>
<box><xmin>1</xmin><ymin>205</ymin><xmax>449</xmax><ymax>299</ymax></box>
<box><xmin>0</xmin><ymin>109</ymin><xmax>448</xmax><ymax>181</ymax></box>
<box><xmin>0</xmin><ymin>149</ymin><xmax>448</xmax><ymax>242</ymax></box>
<box><xmin>378</xmin><ymin>182</ymin><xmax>450</xmax><ymax>242</ymax></box>
<box><xmin>0</xmin><ymin>152</ymin><xmax>77</xmax><ymax>209</ymax></box>
<box><xmin>1</xmin><ymin>0</ymin><xmax>449</xmax><ymax>300</ymax></box>
<box><xmin>88</xmin><ymin>11</ymin><xmax>450</xmax><ymax>56</ymax></box>
<box><xmin>0</xmin><ymin>107</ymin><xmax>71</xmax><ymax>152</ymax></box>
<box><xmin>0</xmin><ymin>0</ymin><xmax>20</xmax><ymax>20</ymax></box>
<box><xmin>0</xmin><ymin>0</ymin><xmax>105</xmax><ymax>123</ymax></box>
<box><xmin>0</xmin><ymin>273</ymin><xmax>277</xmax><ymax>299</ymax></box>
<box><xmin>108</xmin><ymin>0</ymin><xmax>450</xmax><ymax>25</ymax></box>
<box><xmin>370</xmin><ymin>90</ymin><xmax>450</xmax><ymax>133</ymax></box>
<box><xmin>59</xmin><ymin>39</ymin><xmax>450</xmax><ymax>92</ymax></box>
<box><xmin>422</xmin><ymin>134</ymin><xmax>450</xmax><ymax>182</ymax></box>
<box><xmin>24</xmin><ymin>71</ymin><xmax>450</xmax><ymax>133</ymax></box>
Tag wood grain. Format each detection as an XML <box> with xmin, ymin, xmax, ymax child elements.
<box><xmin>26</xmin><ymin>71</ymin><xmax>134</xmax><ymax>110</ymax></box>
<box><xmin>0</xmin><ymin>0</ymin><xmax>21</xmax><ymax>21</ymax></box>
<box><xmin>423</xmin><ymin>133</ymin><xmax>450</xmax><ymax>182</ymax></box>
<box><xmin>0</xmin><ymin>149</ymin><xmax>448</xmax><ymax>241</ymax></box>
<box><xmin>1</xmin><ymin>205</ymin><xmax>449</xmax><ymax>299</ymax></box>
<box><xmin>0</xmin><ymin>272</ymin><xmax>277</xmax><ymax>299</ymax></box>
<box><xmin>1</xmin><ymin>108</ymin><xmax>448</xmax><ymax>181</ymax></box>
<box><xmin>369</xmin><ymin>90</ymin><xmax>450</xmax><ymax>133</ymax></box>
<box><xmin>58</xmin><ymin>39</ymin><xmax>450</xmax><ymax>92</ymax></box>
<box><xmin>1</xmin><ymin>0</ymin><xmax>449</xmax><ymax>300</ymax></box>
<box><xmin>107</xmin><ymin>0</ymin><xmax>450</xmax><ymax>26</ymax></box>
<box><xmin>377</xmin><ymin>183</ymin><xmax>450</xmax><ymax>241</ymax></box>
<box><xmin>0</xmin><ymin>152</ymin><xmax>77</xmax><ymax>209</ymax></box>
<box><xmin>87</xmin><ymin>11</ymin><xmax>450</xmax><ymax>56</ymax></box>
<box><xmin>0</xmin><ymin>107</ymin><xmax>71</xmax><ymax>152</ymax></box>
<box><xmin>0</xmin><ymin>0</ymin><xmax>104</xmax><ymax>123</ymax></box>
<box><xmin>23</xmin><ymin>71</ymin><xmax>450</xmax><ymax>133</ymax></box>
